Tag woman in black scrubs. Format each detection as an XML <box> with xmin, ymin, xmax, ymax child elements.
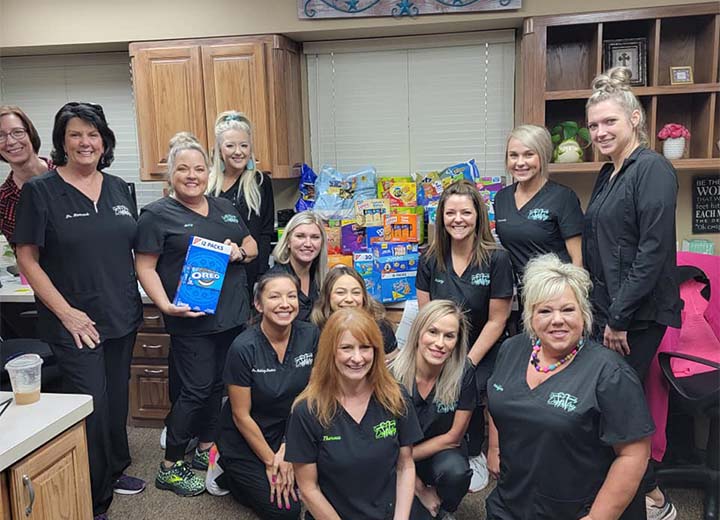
<box><xmin>271</xmin><ymin>210</ymin><xmax>327</xmax><ymax>322</ymax></box>
<box><xmin>14</xmin><ymin>102</ymin><xmax>144</xmax><ymax>520</ymax></box>
<box><xmin>584</xmin><ymin>67</ymin><xmax>681</xmax><ymax>518</ymax></box>
<box><xmin>495</xmin><ymin>124</ymin><xmax>583</xmax><ymax>277</ymax></box>
<box><xmin>416</xmin><ymin>179</ymin><xmax>513</xmax><ymax>492</ymax></box>
<box><xmin>391</xmin><ymin>300</ymin><xmax>474</xmax><ymax>519</ymax></box>
<box><xmin>207</xmin><ymin>110</ymin><xmax>274</xmax><ymax>299</ymax></box>
<box><xmin>486</xmin><ymin>253</ymin><xmax>654</xmax><ymax>520</ymax></box>
<box><xmin>216</xmin><ymin>270</ymin><xmax>319</xmax><ymax>519</ymax></box>
<box><xmin>286</xmin><ymin>308</ymin><xmax>422</xmax><ymax>520</ymax></box>
<box><xmin>135</xmin><ymin>132</ymin><xmax>257</xmax><ymax>497</ymax></box>
<box><xmin>311</xmin><ymin>265</ymin><xmax>397</xmax><ymax>360</ymax></box>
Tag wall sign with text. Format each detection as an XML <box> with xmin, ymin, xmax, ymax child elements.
<box><xmin>693</xmin><ymin>175</ymin><xmax>720</xmax><ymax>234</ymax></box>
<box><xmin>299</xmin><ymin>0</ymin><xmax>521</xmax><ymax>19</ymax></box>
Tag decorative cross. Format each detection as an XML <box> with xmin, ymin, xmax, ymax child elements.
<box><xmin>617</xmin><ymin>52</ymin><xmax>631</xmax><ymax>67</ymax></box>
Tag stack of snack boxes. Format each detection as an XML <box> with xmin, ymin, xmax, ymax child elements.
<box><xmin>318</xmin><ymin>160</ymin><xmax>503</xmax><ymax>302</ymax></box>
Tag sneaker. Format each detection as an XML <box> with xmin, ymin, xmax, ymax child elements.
<box><xmin>646</xmin><ymin>494</ymin><xmax>678</xmax><ymax>520</ymax></box>
<box><xmin>113</xmin><ymin>474</ymin><xmax>146</xmax><ymax>495</ymax></box>
<box><xmin>468</xmin><ymin>453</ymin><xmax>489</xmax><ymax>493</ymax></box>
<box><xmin>155</xmin><ymin>461</ymin><xmax>205</xmax><ymax>497</ymax></box>
<box><xmin>191</xmin><ymin>447</ymin><xmax>210</xmax><ymax>471</ymax></box>
<box><xmin>205</xmin><ymin>445</ymin><xmax>230</xmax><ymax>496</ymax></box>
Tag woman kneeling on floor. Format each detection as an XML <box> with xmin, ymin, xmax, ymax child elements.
<box><xmin>216</xmin><ymin>270</ymin><xmax>320</xmax><ymax>519</ymax></box>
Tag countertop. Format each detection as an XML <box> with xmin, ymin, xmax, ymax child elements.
<box><xmin>0</xmin><ymin>391</ymin><xmax>93</xmax><ymax>471</ymax></box>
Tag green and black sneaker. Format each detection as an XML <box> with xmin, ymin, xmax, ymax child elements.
<box><xmin>155</xmin><ymin>461</ymin><xmax>205</xmax><ymax>497</ymax></box>
<box><xmin>191</xmin><ymin>447</ymin><xmax>210</xmax><ymax>471</ymax></box>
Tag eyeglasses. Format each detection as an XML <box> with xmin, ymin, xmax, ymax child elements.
<box><xmin>0</xmin><ymin>128</ymin><xmax>28</xmax><ymax>144</ymax></box>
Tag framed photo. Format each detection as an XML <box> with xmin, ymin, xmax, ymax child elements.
<box><xmin>670</xmin><ymin>66</ymin><xmax>694</xmax><ymax>85</ymax></box>
<box><xmin>603</xmin><ymin>38</ymin><xmax>647</xmax><ymax>87</ymax></box>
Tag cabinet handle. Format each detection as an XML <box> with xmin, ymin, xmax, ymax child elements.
<box><xmin>144</xmin><ymin>314</ymin><xmax>161</xmax><ymax>321</ymax></box>
<box><xmin>142</xmin><ymin>344</ymin><xmax>163</xmax><ymax>349</ymax></box>
<box><xmin>23</xmin><ymin>475</ymin><xmax>35</xmax><ymax>516</ymax></box>
<box><xmin>143</xmin><ymin>369</ymin><xmax>164</xmax><ymax>375</ymax></box>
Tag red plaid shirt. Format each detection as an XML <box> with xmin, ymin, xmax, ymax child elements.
<box><xmin>0</xmin><ymin>158</ymin><xmax>53</xmax><ymax>244</ymax></box>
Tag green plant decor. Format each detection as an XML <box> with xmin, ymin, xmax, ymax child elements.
<box><xmin>551</xmin><ymin>121</ymin><xmax>591</xmax><ymax>164</ymax></box>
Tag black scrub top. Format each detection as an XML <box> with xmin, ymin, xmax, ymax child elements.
<box><xmin>13</xmin><ymin>170</ymin><xmax>142</xmax><ymax>346</ymax></box>
<box><xmin>217</xmin><ymin>320</ymin><xmax>319</xmax><ymax>461</ymax></box>
<box><xmin>219</xmin><ymin>172</ymin><xmax>274</xmax><ymax>293</ymax></box>
<box><xmin>285</xmin><ymin>391</ymin><xmax>423</xmax><ymax>520</ymax></box>
<box><xmin>411</xmin><ymin>360</ymin><xmax>476</xmax><ymax>441</ymax></box>
<box><xmin>494</xmin><ymin>181</ymin><xmax>583</xmax><ymax>281</ymax></box>
<box><xmin>378</xmin><ymin>319</ymin><xmax>398</xmax><ymax>355</ymax></box>
<box><xmin>486</xmin><ymin>334</ymin><xmax>654</xmax><ymax>520</ymax></box>
<box><xmin>416</xmin><ymin>249</ymin><xmax>514</xmax><ymax>348</ymax></box>
<box><xmin>135</xmin><ymin>196</ymin><xmax>250</xmax><ymax>336</ymax></box>
<box><xmin>268</xmin><ymin>261</ymin><xmax>319</xmax><ymax>322</ymax></box>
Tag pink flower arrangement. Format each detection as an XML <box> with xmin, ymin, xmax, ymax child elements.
<box><xmin>657</xmin><ymin>123</ymin><xmax>691</xmax><ymax>140</ymax></box>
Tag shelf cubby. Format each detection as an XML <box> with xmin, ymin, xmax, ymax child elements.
<box><xmin>602</xmin><ymin>19</ymin><xmax>659</xmax><ymax>86</ymax></box>
<box><xmin>546</xmin><ymin>23</ymin><xmax>599</xmax><ymax>92</ymax></box>
<box><xmin>656</xmin><ymin>93</ymin><xmax>713</xmax><ymax>158</ymax></box>
<box><xmin>658</xmin><ymin>15</ymin><xmax>719</xmax><ymax>86</ymax></box>
<box><xmin>712</xmin><ymin>94</ymin><xmax>719</xmax><ymax>159</ymax></box>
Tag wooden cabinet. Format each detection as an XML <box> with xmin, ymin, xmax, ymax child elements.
<box><xmin>5</xmin><ymin>423</ymin><xmax>92</xmax><ymax>520</ymax></box>
<box><xmin>130</xmin><ymin>35</ymin><xmax>304</xmax><ymax>180</ymax></box>
<box><xmin>518</xmin><ymin>3</ymin><xmax>720</xmax><ymax>174</ymax></box>
<box><xmin>129</xmin><ymin>305</ymin><xmax>171</xmax><ymax>427</ymax></box>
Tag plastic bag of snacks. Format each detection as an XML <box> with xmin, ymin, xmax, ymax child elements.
<box><xmin>414</xmin><ymin>159</ymin><xmax>481</xmax><ymax>206</ymax></box>
<box><xmin>295</xmin><ymin>164</ymin><xmax>318</xmax><ymax>212</ymax></box>
<box><xmin>314</xmin><ymin>165</ymin><xmax>377</xmax><ymax>220</ymax></box>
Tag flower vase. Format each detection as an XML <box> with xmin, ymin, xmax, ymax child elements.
<box><xmin>662</xmin><ymin>137</ymin><xmax>686</xmax><ymax>160</ymax></box>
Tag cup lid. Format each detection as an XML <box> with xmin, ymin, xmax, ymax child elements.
<box><xmin>4</xmin><ymin>353</ymin><xmax>43</xmax><ymax>371</ymax></box>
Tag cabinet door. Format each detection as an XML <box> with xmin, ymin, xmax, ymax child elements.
<box><xmin>201</xmin><ymin>43</ymin><xmax>270</xmax><ymax>171</ymax></box>
<box><xmin>132</xmin><ymin>45</ymin><xmax>207</xmax><ymax>180</ymax></box>
<box><xmin>129</xmin><ymin>365</ymin><xmax>170</xmax><ymax>422</ymax></box>
<box><xmin>8</xmin><ymin>422</ymin><xmax>92</xmax><ymax>520</ymax></box>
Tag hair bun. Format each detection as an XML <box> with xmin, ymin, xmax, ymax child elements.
<box><xmin>591</xmin><ymin>66</ymin><xmax>633</xmax><ymax>94</ymax></box>
<box><xmin>169</xmin><ymin>131</ymin><xmax>200</xmax><ymax>148</ymax></box>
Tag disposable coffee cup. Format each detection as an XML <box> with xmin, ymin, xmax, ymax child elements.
<box><xmin>4</xmin><ymin>353</ymin><xmax>43</xmax><ymax>405</ymax></box>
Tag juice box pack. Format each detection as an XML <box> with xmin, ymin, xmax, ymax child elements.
<box><xmin>174</xmin><ymin>236</ymin><xmax>231</xmax><ymax>314</ymax></box>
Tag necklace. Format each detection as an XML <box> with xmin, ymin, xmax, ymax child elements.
<box><xmin>530</xmin><ymin>337</ymin><xmax>584</xmax><ymax>373</ymax></box>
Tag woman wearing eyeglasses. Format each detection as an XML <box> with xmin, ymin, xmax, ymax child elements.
<box><xmin>14</xmin><ymin>102</ymin><xmax>145</xmax><ymax>520</ymax></box>
<box><xmin>0</xmin><ymin>105</ymin><xmax>53</xmax><ymax>246</ymax></box>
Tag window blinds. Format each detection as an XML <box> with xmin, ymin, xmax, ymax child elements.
<box><xmin>0</xmin><ymin>52</ymin><xmax>163</xmax><ymax>207</ymax></box>
<box><xmin>305</xmin><ymin>30</ymin><xmax>516</xmax><ymax>179</ymax></box>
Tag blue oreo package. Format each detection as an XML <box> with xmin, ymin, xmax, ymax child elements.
<box><xmin>173</xmin><ymin>236</ymin><xmax>232</xmax><ymax>314</ymax></box>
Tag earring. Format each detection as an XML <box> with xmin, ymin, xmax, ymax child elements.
<box><xmin>247</xmin><ymin>158</ymin><xmax>255</xmax><ymax>171</ymax></box>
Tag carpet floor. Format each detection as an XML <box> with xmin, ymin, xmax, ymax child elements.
<box><xmin>108</xmin><ymin>426</ymin><xmax>705</xmax><ymax>519</ymax></box>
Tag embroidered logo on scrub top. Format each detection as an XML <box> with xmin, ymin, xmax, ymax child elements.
<box><xmin>373</xmin><ymin>419</ymin><xmax>397</xmax><ymax>439</ymax></box>
<box><xmin>435</xmin><ymin>401</ymin><xmax>458</xmax><ymax>413</ymax></box>
<box><xmin>184</xmin><ymin>223</ymin><xmax>194</xmax><ymax>228</ymax></box>
<box><xmin>294</xmin><ymin>352</ymin><xmax>314</xmax><ymax>368</ymax></box>
<box><xmin>322</xmin><ymin>435</ymin><xmax>342</xmax><ymax>442</ymax></box>
<box><xmin>65</xmin><ymin>212</ymin><xmax>90</xmax><ymax>219</ymax></box>
<box><xmin>527</xmin><ymin>208</ymin><xmax>550</xmax><ymax>221</ymax></box>
<box><xmin>222</xmin><ymin>214</ymin><xmax>239</xmax><ymax>224</ymax></box>
<box><xmin>434</xmin><ymin>278</ymin><xmax>445</xmax><ymax>284</ymax></box>
<box><xmin>251</xmin><ymin>368</ymin><xmax>277</xmax><ymax>374</ymax></box>
<box><xmin>547</xmin><ymin>392</ymin><xmax>578</xmax><ymax>412</ymax></box>
<box><xmin>493</xmin><ymin>384</ymin><xmax>504</xmax><ymax>392</ymax></box>
<box><xmin>113</xmin><ymin>205</ymin><xmax>132</xmax><ymax>217</ymax></box>
<box><xmin>471</xmin><ymin>273</ymin><xmax>490</xmax><ymax>286</ymax></box>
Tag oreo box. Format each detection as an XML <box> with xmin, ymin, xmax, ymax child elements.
<box><xmin>173</xmin><ymin>236</ymin><xmax>231</xmax><ymax>314</ymax></box>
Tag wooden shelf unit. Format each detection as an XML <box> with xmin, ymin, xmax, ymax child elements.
<box><xmin>519</xmin><ymin>3</ymin><xmax>720</xmax><ymax>174</ymax></box>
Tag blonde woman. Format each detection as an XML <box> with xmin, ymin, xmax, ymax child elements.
<box><xmin>391</xmin><ymin>300</ymin><xmax>474</xmax><ymax>519</ymax></box>
<box><xmin>270</xmin><ymin>210</ymin><xmax>328</xmax><ymax>321</ymax></box>
<box><xmin>208</xmin><ymin>111</ymin><xmax>274</xmax><ymax>298</ymax></box>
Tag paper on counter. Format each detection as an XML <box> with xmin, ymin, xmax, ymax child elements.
<box><xmin>395</xmin><ymin>299</ymin><xmax>418</xmax><ymax>350</ymax></box>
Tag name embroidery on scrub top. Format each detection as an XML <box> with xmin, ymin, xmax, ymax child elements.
<box><xmin>527</xmin><ymin>208</ymin><xmax>550</xmax><ymax>221</ymax></box>
<box><xmin>493</xmin><ymin>384</ymin><xmax>504</xmax><ymax>392</ymax></box>
<box><xmin>435</xmin><ymin>400</ymin><xmax>458</xmax><ymax>414</ymax></box>
<box><xmin>65</xmin><ymin>212</ymin><xmax>90</xmax><ymax>219</ymax></box>
<box><xmin>222</xmin><ymin>214</ymin><xmax>239</xmax><ymax>224</ymax></box>
<box><xmin>294</xmin><ymin>352</ymin><xmax>314</xmax><ymax>368</ymax></box>
<box><xmin>470</xmin><ymin>273</ymin><xmax>490</xmax><ymax>286</ymax></box>
<box><xmin>252</xmin><ymin>367</ymin><xmax>277</xmax><ymax>374</ymax></box>
<box><xmin>322</xmin><ymin>435</ymin><xmax>342</xmax><ymax>442</ymax></box>
<box><xmin>547</xmin><ymin>392</ymin><xmax>579</xmax><ymax>412</ymax></box>
<box><xmin>373</xmin><ymin>419</ymin><xmax>397</xmax><ymax>440</ymax></box>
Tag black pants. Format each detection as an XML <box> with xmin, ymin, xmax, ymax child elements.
<box><xmin>411</xmin><ymin>448</ymin><xmax>471</xmax><ymax>518</ymax></box>
<box><xmin>164</xmin><ymin>327</ymin><xmax>242</xmax><ymax>462</ymax></box>
<box><xmin>468</xmin><ymin>346</ymin><xmax>499</xmax><ymax>456</ymax></box>
<box><xmin>221</xmin><ymin>455</ymin><xmax>302</xmax><ymax>520</ymax></box>
<box><xmin>49</xmin><ymin>331</ymin><xmax>136</xmax><ymax>516</ymax></box>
